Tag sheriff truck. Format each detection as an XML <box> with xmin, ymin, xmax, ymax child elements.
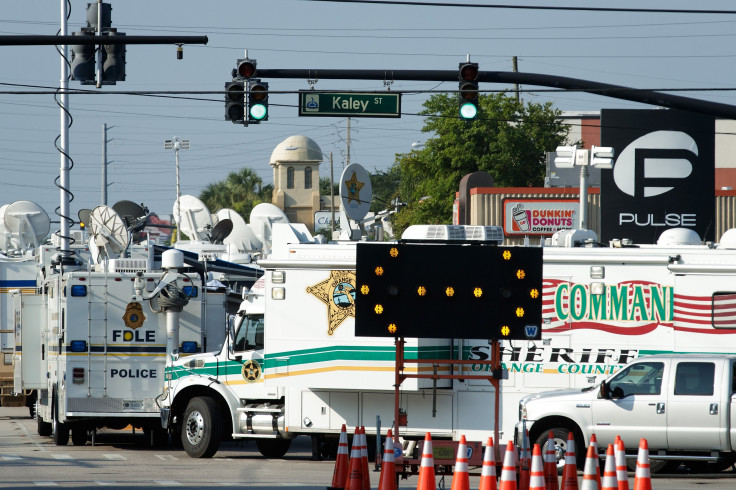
<box><xmin>160</xmin><ymin>224</ymin><xmax>736</xmax><ymax>460</ymax></box>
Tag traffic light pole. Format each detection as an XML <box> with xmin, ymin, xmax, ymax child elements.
<box><xmin>0</xmin><ymin>35</ymin><xmax>208</xmax><ymax>46</ymax></box>
<box><xmin>256</xmin><ymin>68</ymin><xmax>736</xmax><ymax>120</ymax></box>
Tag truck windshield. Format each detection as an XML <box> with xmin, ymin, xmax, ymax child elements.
<box><xmin>233</xmin><ymin>314</ymin><xmax>264</xmax><ymax>351</ymax></box>
<box><xmin>608</xmin><ymin>361</ymin><xmax>664</xmax><ymax>397</ymax></box>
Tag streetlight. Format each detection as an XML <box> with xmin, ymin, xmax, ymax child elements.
<box><xmin>554</xmin><ymin>145</ymin><xmax>614</xmax><ymax>230</ymax></box>
<box><xmin>164</xmin><ymin>137</ymin><xmax>190</xmax><ymax>243</ymax></box>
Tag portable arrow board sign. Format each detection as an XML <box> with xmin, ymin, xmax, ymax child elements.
<box><xmin>340</xmin><ymin>163</ymin><xmax>372</xmax><ymax>222</ymax></box>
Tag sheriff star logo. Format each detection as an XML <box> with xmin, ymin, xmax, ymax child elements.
<box><xmin>307</xmin><ymin>270</ymin><xmax>356</xmax><ymax>335</ymax></box>
<box><xmin>344</xmin><ymin>172</ymin><xmax>365</xmax><ymax>206</ymax></box>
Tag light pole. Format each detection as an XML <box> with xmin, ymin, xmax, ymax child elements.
<box><xmin>164</xmin><ymin>137</ymin><xmax>190</xmax><ymax>243</ymax></box>
<box><xmin>554</xmin><ymin>145</ymin><xmax>614</xmax><ymax>230</ymax></box>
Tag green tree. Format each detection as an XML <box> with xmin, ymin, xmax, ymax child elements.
<box><xmin>200</xmin><ymin>168</ymin><xmax>273</xmax><ymax>222</ymax></box>
<box><xmin>391</xmin><ymin>92</ymin><xmax>569</xmax><ymax>235</ymax></box>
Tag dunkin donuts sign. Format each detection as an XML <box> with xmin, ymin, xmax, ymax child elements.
<box><xmin>503</xmin><ymin>199</ymin><xmax>579</xmax><ymax>236</ymax></box>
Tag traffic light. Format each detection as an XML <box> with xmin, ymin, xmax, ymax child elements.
<box><xmin>248</xmin><ymin>80</ymin><xmax>269</xmax><ymax>122</ymax></box>
<box><xmin>355</xmin><ymin>242</ymin><xmax>542</xmax><ymax>340</ymax></box>
<box><xmin>102</xmin><ymin>31</ymin><xmax>126</xmax><ymax>83</ymax></box>
<box><xmin>70</xmin><ymin>32</ymin><xmax>95</xmax><ymax>84</ymax></box>
<box><xmin>236</xmin><ymin>58</ymin><xmax>257</xmax><ymax>79</ymax></box>
<box><xmin>225</xmin><ymin>81</ymin><xmax>245</xmax><ymax>123</ymax></box>
<box><xmin>458</xmin><ymin>62</ymin><xmax>479</xmax><ymax>120</ymax></box>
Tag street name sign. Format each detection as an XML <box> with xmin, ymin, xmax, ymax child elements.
<box><xmin>299</xmin><ymin>91</ymin><xmax>401</xmax><ymax>117</ymax></box>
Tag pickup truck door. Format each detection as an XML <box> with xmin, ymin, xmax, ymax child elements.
<box><xmin>590</xmin><ymin>360</ymin><xmax>668</xmax><ymax>449</ymax></box>
<box><xmin>666</xmin><ymin>360</ymin><xmax>726</xmax><ymax>451</ymax></box>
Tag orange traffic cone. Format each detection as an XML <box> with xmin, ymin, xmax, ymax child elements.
<box><xmin>632</xmin><ymin>439</ymin><xmax>651</xmax><ymax>490</ymax></box>
<box><xmin>328</xmin><ymin>424</ymin><xmax>351</xmax><ymax>490</ymax></box>
<box><xmin>614</xmin><ymin>438</ymin><xmax>629</xmax><ymax>490</ymax></box>
<box><xmin>589</xmin><ymin>435</ymin><xmax>602</xmax><ymax>489</ymax></box>
<box><xmin>450</xmin><ymin>435</ymin><xmax>470</xmax><ymax>490</ymax></box>
<box><xmin>499</xmin><ymin>441</ymin><xmax>518</xmax><ymax>490</ymax></box>
<box><xmin>561</xmin><ymin>432</ymin><xmax>578</xmax><ymax>490</ymax></box>
<box><xmin>416</xmin><ymin>432</ymin><xmax>436</xmax><ymax>490</ymax></box>
<box><xmin>580</xmin><ymin>444</ymin><xmax>599</xmax><ymax>490</ymax></box>
<box><xmin>378</xmin><ymin>428</ymin><xmax>397</xmax><ymax>490</ymax></box>
<box><xmin>543</xmin><ymin>431</ymin><xmax>559</xmax><ymax>490</ymax></box>
<box><xmin>345</xmin><ymin>428</ymin><xmax>365</xmax><ymax>490</ymax></box>
<box><xmin>479</xmin><ymin>437</ymin><xmax>497</xmax><ymax>490</ymax></box>
<box><xmin>529</xmin><ymin>444</ymin><xmax>546</xmax><ymax>490</ymax></box>
<box><xmin>601</xmin><ymin>445</ymin><xmax>618</xmax><ymax>490</ymax></box>
<box><xmin>359</xmin><ymin>427</ymin><xmax>370</xmax><ymax>490</ymax></box>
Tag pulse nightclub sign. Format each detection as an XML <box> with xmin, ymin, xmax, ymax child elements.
<box><xmin>600</xmin><ymin>109</ymin><xmax>715</xmax><ymax>243</ymax></box>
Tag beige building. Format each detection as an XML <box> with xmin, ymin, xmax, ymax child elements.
<box><xmin>270</xmin><ymin>135</ymin><xmax>322</xmax><ymax>230</ymax></box>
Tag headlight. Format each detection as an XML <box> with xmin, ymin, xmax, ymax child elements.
<box><xmin>519</xmin><ymin>401</ymin><xmax>527</xmax><ymax>420</ymax></box>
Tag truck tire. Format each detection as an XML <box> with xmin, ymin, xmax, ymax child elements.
<box><xmin>71</xmin><ymin>427</ymin><xmax>87</xmax><ymax>446</ymax></box>
<box><xmin>256</xmin><ymin>438</ymin><xmax>291</xmax><ymax>459</ymax></box>
<box><xmin>37</xmin><ymin>412</ymin><xmax>52</xmax><ymax>437</ymax></box>
<box><xmin>53</xmin><ymin>414</ymin><xmax>69</xmax><ymax>446</ymax></box>
<box><xmin>181</xmin><ymin>396</ymin><xmax>222</xmax><ymax>458</ymax></box>
<box><xmin>532</xmin><ymin>426</ymin><xmax>584</xmax><ymax>472</ymax></box>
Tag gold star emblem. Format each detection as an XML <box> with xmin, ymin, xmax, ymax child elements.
<box><xmin>307</xmin><ymin>270</ymin><xmax>357</xmax><ymax>335</ymax></box>
<box><xmin>344</xmin><ymin>172</ymin><xmax>365</xmax><ymax>205</ymax></box>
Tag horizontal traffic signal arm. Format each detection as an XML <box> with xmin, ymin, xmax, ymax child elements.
<box><xmin>0</xmin><ymin>35</ymin><xmax>208</xmax><ymax>45</ymax></box>
<box><xmin>256</xmin><ymin>68</ymin><xmax>736</xmax><ymax>119</ymax></box>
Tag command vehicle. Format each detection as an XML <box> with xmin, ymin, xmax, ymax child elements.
<box><xmin>517</xmin><ymin>354</ymin><xmax>736</xmax><ymax>473</ymax></box>
<box><xmin>160</xmin><ymin>224</ymin><xmax>736</xmax><ymax>460</ymax></box>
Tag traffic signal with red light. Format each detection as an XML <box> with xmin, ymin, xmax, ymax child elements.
<box><xmin>236</xmin><ymin>58</ymin><xmax>257</xmax><ymax>79</ymax></box>
<box><xmin>355</xmin><ymin>242</ymin><xmax>542</xmax><ymax>340</ymax></box>
<box><xmin>225</xmin><ymin>81</ymin><xmax>245</xmax><ymax>124</ymax></box>
<box><xmin>247</xmin><ymin>80</ymin><xmax>269</xmax><ymax>123</ymax></box>
<box><xmin>458</xmin><ymin>62</ymin><xmax>479</xmax><ymax>120</ymax></box>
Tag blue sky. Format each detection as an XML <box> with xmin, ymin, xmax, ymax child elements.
<box><xmin>1</xmin><ymin>0</ymin><xmax>736</xmax><ymax>220</ymax></box>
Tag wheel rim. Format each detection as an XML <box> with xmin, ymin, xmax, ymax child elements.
<box><xmin>551</xmin><ymin>437</ymin><xmax>567</xmax><ymax>470</ymax></box>
<box><xmin>185</xmin><ymin>410</ymin><xmax>205</xmax><ymax>446</ymax></box>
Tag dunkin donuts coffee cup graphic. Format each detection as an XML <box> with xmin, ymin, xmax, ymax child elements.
<box><xmin>512</xmin><ymin>204</ymin><xmax>530</xmax><ymax>231</ymax></box>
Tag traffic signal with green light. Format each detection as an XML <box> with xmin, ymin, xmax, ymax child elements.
<box><xmin>458</xmin><ymin>62</ymin><xmax>479</xmax><ymax>120</ymax></box>
<box><xmin>355</xmin><ymin>242</ymin><xmax>542</xmax><ymax>340</ymax></box>
<box><xmin>248</xmin><ymin>80</ymin><xmax>269</xmax><ymax>123</ymax></box>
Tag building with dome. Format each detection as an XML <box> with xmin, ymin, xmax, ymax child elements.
<box><xmin>270</xmin><ymin>135</ymin><xmax>323</xmax><ymax>230</ymax></box>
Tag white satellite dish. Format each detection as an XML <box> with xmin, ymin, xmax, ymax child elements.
<box><xmin>88</xmin><ymin>205</ymin><xmax>130</xmax><ymax>262</ymax></box>
<box><xmin>3</xmin><ymin>200</ymin><xmax>51</xmax><ymax>250</ymax></box>
<box><xmin>0</xmin><ymin>204</ymin><xmax>9</xmax><ymax>252</ymax></box>
<box><xmin>249</xmin><ymin>203</ymin><xmax>289</xmax><ymax>254</ymax></box>
<box><xmin>216</xmin><ymin>208</ymin><xmax>262</xmax><ymax>252</ymax></box>
<box><xmin>174</xmin><ymin>195</ymin><xmax>212</xmax><ymax>241</ymax></box>
<box><xmin>339</xmin><ymin>163</ymin><xmax>372</xmax><ymax>221</ymax></box>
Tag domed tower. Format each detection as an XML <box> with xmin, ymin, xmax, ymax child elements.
<box><xmin>270</xmin><ymin>135</ymin><xmax>323</xmax><ymax>231</ymax></box>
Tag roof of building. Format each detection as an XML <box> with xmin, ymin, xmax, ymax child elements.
<box><xmin>269</xmin><ymin>135</ymin><xmax>323</xmax><ymax>165</ymax></box>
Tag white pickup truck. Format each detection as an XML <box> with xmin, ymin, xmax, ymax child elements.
<box><xmin>516</xmin><ymin>354</ymin><xmax>736</xmax><ymax>473</ymax></box>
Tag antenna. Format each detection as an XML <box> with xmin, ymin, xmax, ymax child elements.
<box><xmin>209</xmin><ymin>218</ymin><xmax>233</xmax><ymax>244</ymax></box>
<box><xmin>339</xmin><ymin>163</ymin><xmax>372</xmax><ymax>222</ymax></box>
<box><xmin>88</xmin><ymin>205</ymin><xmax>130</xmax><ymax>262</ymax></box>
<box><xmin>112</xmin><ymin>200</ymin><xmax>149</xmax><ymax>242</ymax></box>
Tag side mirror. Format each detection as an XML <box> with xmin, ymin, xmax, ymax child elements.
<box><xmin>599</xmin><ymin>380</ymin><xmax>610</xmax><ymax>399</ymax></box>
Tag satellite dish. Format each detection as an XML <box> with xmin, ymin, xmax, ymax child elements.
<box><xmin>216</xmin><ymin>208</ymin><xmax>262</xmax><ymax>252</ymax></box>
<box><xmin>78</xmin><ymin>209</ymin><xmax>92</xmax><ymax>229</ymax></box>
<box><xmin>0</xmin><ymin>205</ymin><xmax>9</xmax><ymax>252</ymax></box>
<box><xmin>339</xmin><ymin>163</ymin><xmax>372</xmax><ymax>221</ymax></box>
<box><xmin>4</xmin><ymin>200</ymin><xmax>51</xmax><ymax>250</ymax></box>
<box><xmin>250</xmin><ymin>203</ymin><xmax>289</xmax><ymax>254</ymax></box>
<box><xmin>88</xmin><ymin>205</ymin><xmax>130</xmax><ymax>261</ymax></box>
<box><xmin>113</xmin><ymin>200</ymin><xmax>148</xmax><ymax>232</ymax></box>
<box><xmin>209</xmin><ymin>218</ymin><xmax>233</xmax><ymax>244</ymax></box>
<box><xmin>173</xmin><ymin>195</ymin><xmax>212</xmax><ymax>241</ymax></box>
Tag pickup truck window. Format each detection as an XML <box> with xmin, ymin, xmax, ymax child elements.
<box><xmin>609</xmin><ymin>361</ymin><xmax>664</xmax><ymax>397</ymax></box>
<box><xmin>674</xmin><ymin>362</ymin><xmax>714</xmax><ymax>396</ymax></box>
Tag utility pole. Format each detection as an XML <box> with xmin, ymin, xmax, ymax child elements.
<box><xmin>512</xmin><ymin>56</ymin><xmax>520</xmax><ymax>102</ymax></box>
<box><xmin>101</xmin><ymin>123</ymin><xmax>112</xmax><ymax>205</ymax></box>
<box><xmin>346</xmin><ymin>117</ymin><xmax>351</xmax><ymax>168</ymax></box>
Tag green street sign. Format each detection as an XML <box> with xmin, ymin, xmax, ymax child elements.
<box><xmin>299</xmin><ymin>91</ymin><xmax>401</xmax><ymax>118</ymax></box>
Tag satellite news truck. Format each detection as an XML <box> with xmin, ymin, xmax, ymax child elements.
<box><xmin>159</xmin><ymin>223</ymin><xmax>542</xmax><ymax>458</ymax></box>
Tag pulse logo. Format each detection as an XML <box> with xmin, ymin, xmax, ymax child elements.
<box><xmin>612</xmin><ymin>130</ymin><xmax>697</xmax><ymax>198</ymax></box>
